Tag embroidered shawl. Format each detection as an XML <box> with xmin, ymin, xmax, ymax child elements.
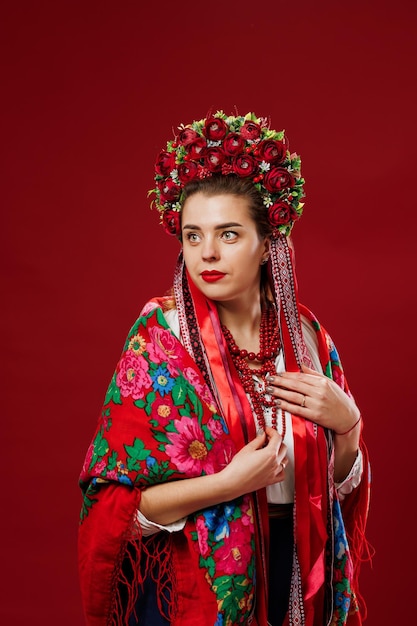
<box><xmin>79</xmin><ymin>284</ymin><xmax>370</xmax><ymax>626</ymax></box>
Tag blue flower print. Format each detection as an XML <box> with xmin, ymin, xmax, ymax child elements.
<box><xmin>214</xmin><ymin>613</ymin><xmax>224</xmax><ymax>626</ymax></box>
<box><xmin>118</xmin><ymin>475</ymin><xmax>133</xmax><ymax>486</ymax></box>
<box><xmin>203</xmin><ymin>506</ymin><xmax>230</xmax><ymax>541</ymax></box>
<box><xmin>151</xmin><ymin>366</ymin><xmax>175</xmax><ymax>396</ymax></box>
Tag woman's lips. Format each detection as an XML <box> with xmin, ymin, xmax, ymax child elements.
<box><xmin>201</xmin><ymin>271</ymin><xmax>226</xmax><ymax>283</ymax></box>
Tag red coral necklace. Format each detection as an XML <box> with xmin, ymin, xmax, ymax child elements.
<box><xmin>221</xmin><ymin>305</ymin><xmax>285</xmax><ymax>438</ymax></box>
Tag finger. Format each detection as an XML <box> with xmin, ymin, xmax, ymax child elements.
<box><xmin>249</xmin><ymin>431</ymin><xmax>267</xmax><ymax>450</ymax></box>
<box><xmin>266</xmin><ymin>373</ymin><xmax>316</xmax><ymax>393</ymax></box>
<box><xmin>264</xmin><ymin>425</ymin><xmax>282</xmax><ymax>440</ymax></box>
<box><xmin>301</xmin><ymin>364</ymin><xmax>322</xmax><ymax>376</ymax></box>
<box><xmin>268</xmin><ymin>385</ymin><xmax>309</xmax><ymax>408</ymax></box>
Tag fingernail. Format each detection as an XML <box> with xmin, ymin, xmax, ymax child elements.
<box><xmin>266</xmin><ymin>375</ymin><xmax>274</xmax><ymax>382</ymax></box>
<box><xmin>275</xmin><ymin>399</ymin><xmax>282</xmax><ymax>406</ymax></box>
<box><xmin>265</xmin><ymin>386</ymin><xmax>274</xmax><ymax>393</ymax></box>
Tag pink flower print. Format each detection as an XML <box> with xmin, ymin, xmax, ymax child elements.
<box><xmin>95</xmin><ymin>460</ymin><xmax>106</xmax><ymax>474</ymax></box>
<box><xmin>183</xmin><ymin>367</ymin><xmax>216</xmax><ymax>408</ymax></box>
<box><xmin>215</xmin><ymin>521</ymin><xmax>253</xmax><ymax>575</ymax></box>
<box><xmin>147</xmin><ymin>326</ymin><xmax>182</xmax><ymax>375</ymax></box>
<box><xmin>165</xmin><ymin>416</ymin><xmax>215</xmax><ymax>476</ymax></box>
<box><xmin>207</xmin><ymin>417</ymin><xmax>225</xmax><ymax>439</ymax></box>
<box><xmin>196</xmin><ymin>517</ymin><xmax>210</xmax><ymax>557</ymax></box>
<box><xmin>140</xmin><ymin>301</ymin><xmax>158</xmax><ymax>316</ymax></box>
<box><xmin>81</xmin><ymin>443</ymin><xmax>94</xmax><ymax>477</ymax></box>
<box><xmin>241</xmin><ymin>496</ymin><xmax>255</xmax><ymax>533</ymax></box>
<box><xmin>116</xmin><ymin>351</ymin><xmax>152</xmax><ymax>400</ymax></box>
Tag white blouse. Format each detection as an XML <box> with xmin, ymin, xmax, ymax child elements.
<box><xmin>137</xmin><ymin>310</ymin><xmax>362</xmax><ymax>536</ymax></box>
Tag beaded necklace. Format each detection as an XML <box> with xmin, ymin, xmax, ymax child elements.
<box><xmin>221</xmin><ymin>305</ymin><xmax>286</xmax><ymax>438</ymax></box>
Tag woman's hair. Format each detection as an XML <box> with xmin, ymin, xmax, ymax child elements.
<box><xmin>181</xmin><ymin>175</ymin><xmax>272</xmax><ymax>240</ymax></box>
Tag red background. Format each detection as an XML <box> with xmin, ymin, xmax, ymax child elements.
<box><xmin>2</xmin><ymin>1</ymin><xmax>416</xmax><ymax>623</ymax></box>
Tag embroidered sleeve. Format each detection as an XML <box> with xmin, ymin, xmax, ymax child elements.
<box><xmin>136</xmin><ymin>509</ymin><xmax>187</xmax><ymax>537</ymax></box>
<box><xmin>335</xmin><ymin>449</ymin><xmax>363</xmax><ymax>501</ymax></box>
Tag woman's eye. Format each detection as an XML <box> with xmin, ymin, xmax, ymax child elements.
<box><xmin>222</xmin><ymin>230</ymin><xmax>238</xmax><ymax>241</ymax></box>
<box><xmin>186</xmin><ymin>233</ymin><xmax>200</xmax><ymax>243</ymax></box>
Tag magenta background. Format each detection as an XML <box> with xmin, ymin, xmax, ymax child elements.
<box><xmin>2</xmin><ymin>1</ymin><xmax>416</xmax><ymax>623</ymax></box>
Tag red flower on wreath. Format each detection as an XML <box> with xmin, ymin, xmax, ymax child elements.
<box><xmin>179</xmin><ymin>127</ymin><xmax>199</xmax><ymax>145</ymax></box>
<box><xmin>158</xmin><ymin>179</ymin><xmax>181</xmax><ymax>203</ymax></box>
<box><xmin>178</xmin><ymin>161</ymin><xmax>200</xmax><ymax>184</ymax></box>
<box><xmin>268</xmin><ymin>201</ymin><xmax>298</xmax><ymax>227</ymax></box>
<box><xmin>240</xmin><ymin>120</ymin><xmax>261</xmax><ymax>140</ymax></box>
<box><xmin>162</xmin><ymin>209</ymin><xmax>181</xmax><ymax>236</ymax></box>
<box><xmin>186</xmin><ymin>137</ymin><xmax>207</xmax><ymax>159</ymax></box>
<box><xmin>232</xmin><ymin>154</ymin><xmax>258</xmax><ymax>177</ymax></box>
<box><xmin>204</xmin><ymin>147</ymin><xmax>226</xmax><ymax>172</ymax></box>
<box><xmin>263</xmin><ymin>167</ymin><xmax>295</xmax><ymax>193</ymax></box>
<box><xmin>223</xmin><ymin>132</ymin><xmax>245</xmax><ymax>156</ymax></box>
<box><xmin>256</xmin><ymin>140</ymin><xmax>287</xmax><ymax>164</ymax></box>
<box><xmin>155</xmin><ymin>151</ymin><xmax>176</xmax><ymax>176</ymax></box>
<box><xmin>203</xmin><ymin>117</ymin><xmax>228</xmax><ymax>141</ymax></box>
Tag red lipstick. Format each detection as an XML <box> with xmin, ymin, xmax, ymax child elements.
<box><xmin>201</xmin><ymin>271</ymin><xmax>226</xmax><ymax>283</ymax></box>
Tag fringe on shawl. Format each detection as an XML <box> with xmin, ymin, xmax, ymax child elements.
<box><xmin>79</xmin><ymin>484</ymin><xmax>177</xmax><ymax>626</ymax></box>
<box><xmin>342</xmin><ymin>439</ymin><xmax>373</xmax><ymax>623</ymax></box>
<box><xmin>111</xmin><ymin>531</ymin><xmax>176</xmax><ymax>625</ymax></box>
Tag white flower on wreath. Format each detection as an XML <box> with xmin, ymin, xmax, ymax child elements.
<box><xmin>259</xmin><ymin>161</ymin><xmax>271</xmax><ymax>173</ymax></box>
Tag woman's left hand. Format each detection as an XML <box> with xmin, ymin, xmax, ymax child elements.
<box><xmin>265</xmin><ymin>365</ymin><xmax>360</xmax><ymax>434</ymax></box>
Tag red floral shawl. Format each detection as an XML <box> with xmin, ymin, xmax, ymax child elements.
<box><xmin>78</xmin><ymin>292</ymin><xmax>370</xmax><ymax>626</ymax></box>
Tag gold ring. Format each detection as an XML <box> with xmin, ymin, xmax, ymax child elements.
<box><xmin>301</xmin><ymin>395</ymin><xmax>306</xmax><ymax>408</ymax></box>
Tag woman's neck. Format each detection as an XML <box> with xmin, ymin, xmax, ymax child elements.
<box><xmin>216</xmin><ymin>296</ymin><xmax>263</xmax><ymax>351</ymax></box>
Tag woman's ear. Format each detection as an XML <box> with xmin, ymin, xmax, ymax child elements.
<box><xmin>260</xmin><ymin>237</ymin><xmax>271</xmax><ymax>265</ymax></box>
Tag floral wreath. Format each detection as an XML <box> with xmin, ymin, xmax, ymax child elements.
<box><xmin>150</xmin><ymin>111</ymin><xmax>305</xmax><ymax>237</ymax></box>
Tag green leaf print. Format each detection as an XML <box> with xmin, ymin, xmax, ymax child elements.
<box><xmin>104</xmin><ymin>372</ymin><xmax>122</xmax><ymax>405</ymax></box>
<box><xmin>124</xmin><ymin>438</ymin><xmax>151</xmax><ymax>472</ymax></box>
<box><xmin>89</xmin><ymin>430</ymin><xmax>109</xmax><ymax>470</ymax></box>
<box><xmin>172</xmin><ymin>382</ymin><xmax>187</xmax><ymax>406</ymax></box>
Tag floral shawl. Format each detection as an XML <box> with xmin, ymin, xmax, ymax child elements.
<box><xmin>78</xmin><ymin>291</ymin><xmax>370</xmax><ymax>626</ymax></box>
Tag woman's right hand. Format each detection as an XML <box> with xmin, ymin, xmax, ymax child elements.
<box><xmin>220</xmin><ymin>426</ymin><xmax>288</xmax><ymax>500</ymax></box>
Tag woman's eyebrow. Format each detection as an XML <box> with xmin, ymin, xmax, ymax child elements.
<box><xmin>182</xmin><ymin>222</ymin><xmax>244</xmax><ymax>230</ymax></box>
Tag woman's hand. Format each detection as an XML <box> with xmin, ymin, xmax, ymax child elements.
<box><xmin>220</xmin><ymin>426</ymin><xmax>288</xmax><ymax>499</ymax></box>
<box><xmin>265</xmin><ymin>365</ymin><xmax>360</xmax><ymax>435</ymax></box>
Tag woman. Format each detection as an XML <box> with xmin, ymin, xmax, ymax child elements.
<box><xmin>78</xmin><ymin>112</ymin><xmax>370</xmax><ymax>626</ymax></box>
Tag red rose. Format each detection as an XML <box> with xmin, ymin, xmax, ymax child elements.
<box><xmin>268</xmin><ymin>201</ymin><xmax>296</xmax><ymax>226</ymax></box>
<box><xmin>263</xmin><ymin>167</ymin><xmax>295</xmax><ymax>192</ymax></box>
<box><xmin>223</xmin><ymin>132</ymin><xmax>245</xmax><ymax>156</ymax></box>
<box><xmin>232</xmin><ymin>154</ymin><xmax>258</xmax><ymax>177</ymax></box>
<box><xmin>186</xmin><ymin>137</ymin><xmax>207</xmax><ymax>160</ymax></box>
<box><xmin>178</xmin><ymin>161</ymin><xmax>200</xmax><ymax>184</ymax></box>
<box><xmin>162</xmin><ymin>210</ymin><xmax>181</xmax><ymax>236</ymax></box>
<box><xmin>178</xmin><ymin>127</ymin><xmax>199</xmax><ymax>145</ymax></box>
<box><xmin>240</xmin><ymin>121</ymin><xmax>261</xmax><ymax>141</ymax></box>
<box><xmin>155</xmin><ymin>151</ymin><xmax>176</xmax><ymax>176</ymax></box>
<box><xmin>256</xmin><ymin>140</ymin><xmax>287</xmax><ymax>164</ymax></box>
<box><xmin>204</xmin><ymin>147</ymin><xmax>226</xmax><ymax>172</ymax></box>
<box><xmin>203</xmin><ymin>117</ymin><xmax>228</xmax><ymax>141</ymax></box>
<box><xmin>158</xmin><ymin>178</ymin><xmax>181</xmax><ymax>203</ymax></box>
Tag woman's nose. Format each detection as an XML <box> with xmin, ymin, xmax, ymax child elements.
<box><xmin>201</xmin><ymin>237</ymin><xmax>219</xmax><ymax>261</ymax></box>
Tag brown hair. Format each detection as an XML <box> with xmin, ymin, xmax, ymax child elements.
<box><xmin>181</xmin><ymin>175</ymin><xmax>272</xmax><ymax>240</ymax></box>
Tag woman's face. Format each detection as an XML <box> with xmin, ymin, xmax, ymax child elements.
<box><xmin>181</xmin><ymin>193</ymin><xmax>269</xmax><ymax>306</ymax></box>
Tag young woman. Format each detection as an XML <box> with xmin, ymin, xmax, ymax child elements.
<box><xmin>78</xmin><ymin>112</ymin><xmax>370</xmax><ymax>626</ymax></box>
